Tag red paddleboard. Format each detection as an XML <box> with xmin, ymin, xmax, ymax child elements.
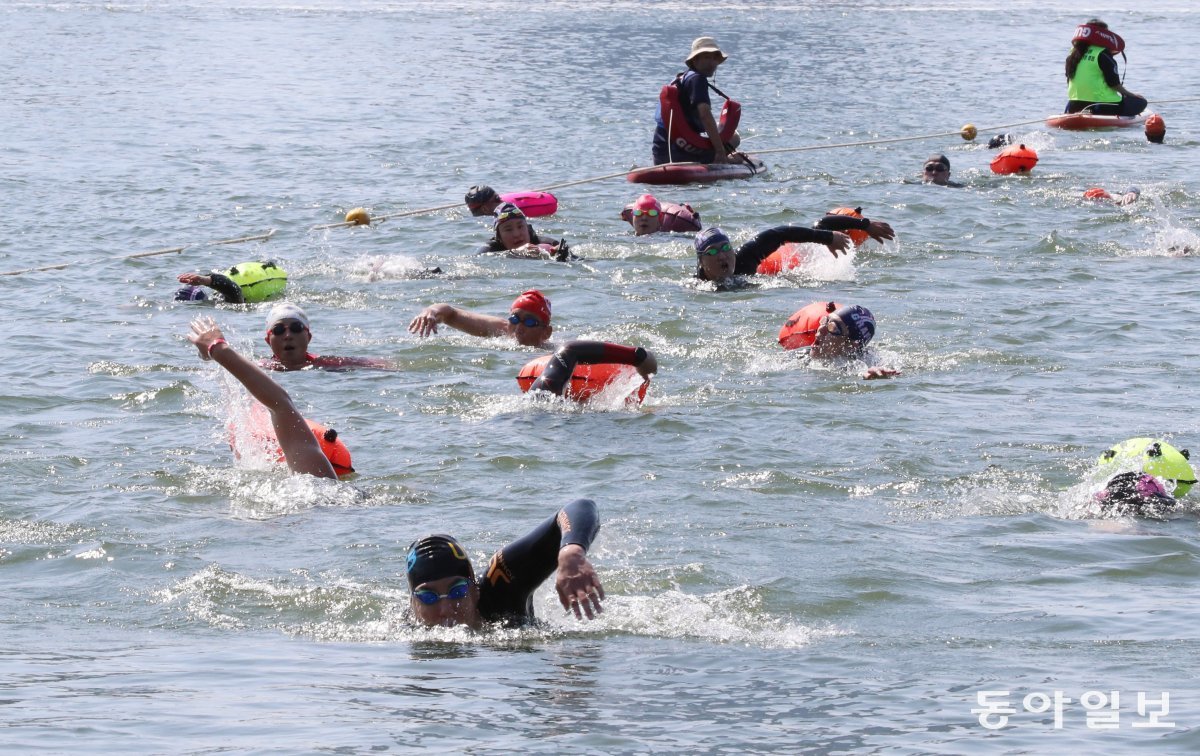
<box><xmin>516</xmin><ymin>355</ymin><xmax>649</xmax><ymax>404</ymax></box>
<box><xmin>627</xmin><ymin>156</ymin><xmax>767</xmax><ymax>186</ymax></box>
<box><xmin>1046</xmin><ymin>113</ymin><xmax>1148</xmax><ymax>131</ymax></box>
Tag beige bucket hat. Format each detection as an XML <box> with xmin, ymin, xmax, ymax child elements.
<box><xmin>686</xmin><ymin>36</ymin><xmax>727</xmax><ymax>64</ymax></box>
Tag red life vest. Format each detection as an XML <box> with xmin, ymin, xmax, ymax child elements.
<box><xmin>659</xmin><ymin>77</ymin><xmax>741</xmax><ymax>157</ymax></box>
<box><xmin>1072</xmin><ymin>23</ymin><xmax>1125</xmax><ymax>54</ymax></box>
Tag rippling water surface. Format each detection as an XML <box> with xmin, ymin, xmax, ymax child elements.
<box><xmin>3</xmin><ymin>0</ymin><xmax>1200</xmax><ymax>751</ymax></box>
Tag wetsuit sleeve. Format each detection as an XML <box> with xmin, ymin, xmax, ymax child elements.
<box><xmin>1099</xmin><ymin>52</ymin><xmax>1120</xmax><ymax>88</ymax></box>
<box><xmin>477</xmin><ymin>498</ymin><xmax>601</xmax><ymax>624</ymax></box>
<box><xmin>207</xmin><ymin>272</ymin><xmax>245</xmax><ymax>304</ymax></box>
<box><xmin>529</xmin><ymin>340</ymin><xmax>647</xmax><ymax>396</ymax></box>
<box><xmin>814</xmin><ymin>215</ymin><xmax>871</xmax><ymax>233</ymax></box>
<box><xmin>734</xmin><ymin>226</ymin><xmax>836</xmax><ymax>275</ymax></box>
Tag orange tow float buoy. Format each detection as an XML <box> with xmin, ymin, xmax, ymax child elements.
<box><xmin>826</xmin><ymin>207</ymin><xmax>869</xmax><ymax>246</ymax></box>
<box><xmin>990</xmin><ymin>144</ymin><xmax>1038</xmax><ymax>175</ymax></box>
<box><xmin>778</xmin><ymin>301</ymin><xmax>842</xmax><ymax>350</ymax></box>
<box><xmin>756</xmin><ymin>243</ymin><xmax>813</xmax><ymax>276</ymax></box>
<box><xmin>231</xmin><ymin>404</ymin><xmax>355</xmax><ymax>477</ymax></box>
<box><xmin>1083</xmin><ymin>188</ymin><xmax>1112</xmax><ymax>200</ymax></box>
<box><xmin>517</xmin><ymin>355</ymin><xmax>649</xmax><ymax>404</ymax></box>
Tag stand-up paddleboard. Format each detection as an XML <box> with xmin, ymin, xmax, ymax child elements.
<box><xmin>627</xmin><ymin>156</ymin><xmax>767</xmax><ymax>186</ymax></box>
<box><xmin>1046</xmin><ymin>112</ymin><xmax>1149</xmax><ymax>131</ymax></box>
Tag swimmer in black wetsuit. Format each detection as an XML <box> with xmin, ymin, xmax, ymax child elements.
<box><xmin>693</xmin><ymin>225</ymin><xmax>852</xmax><ymax>287</ymax></box>
<box><xmin>527</xmin><ymin>340</ymin><xmax>658</xmax><ymax>397</ymax></box>
<box><xmin>176</xmin><ymin>270</ymin><xmax>246</xmax><ymax>303</ymax></box>
<box><xmin>406</xmin><ymin>498</ymin><xmax>604</xmax><ymax>628</ymax></box>
<box><xmin>477</xmin><ymin>203</ymin><xmax>570</xmax><ymax>260</ymax></box>
<box><xmin>1093</xmin><ymin>471</ymin><xmax>1177</xmax><ymax>519</ymax></box>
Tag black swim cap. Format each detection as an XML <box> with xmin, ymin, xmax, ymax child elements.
<box><xmin>1094</xmin><ymin>471</ymin><xmax>1175</xmax><ymax>518</ymax></box>
<box><xmin>465</xmin><ymin>185</ymin><xmax>499</xmax><ymax>208</ymax></box>
<box><xmin>406</xmin><ymin>534</ymin><xmax>474</xmax><ymax>588</ymax></box>
<box><xmin>925</xmin><ymin>154</ymin><xmax>950</xmax><ymax>170</ymax></box>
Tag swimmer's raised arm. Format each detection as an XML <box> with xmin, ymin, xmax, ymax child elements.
<box><xmin>408</xmin><ymin>303</ymin><xmax>509</xmax><ymax>339</ymax></box>
<box><xmin>187</xmin><ymin>316</ymin><xmax>336</xmax><ymax>479</ymax></box>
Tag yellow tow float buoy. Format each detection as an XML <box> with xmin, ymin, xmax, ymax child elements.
<box><xmin>960</xmin><ymin>124</ymin><xmax>977</xmax><ymax>141</ymax></box>
<box><xmin>345</xmin><ymin>207</ymin><xmax>371</xmax><ymax>226</ymax></box>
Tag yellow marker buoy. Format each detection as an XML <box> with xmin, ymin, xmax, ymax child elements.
<box><xmin>960</xmin><ymin>124</ymin><xmax>977</xmax><ymax>141</ymax></box>
<box><xmin>345</xmin><ymin>207</ymin><xmax>371</xmax><ymax>226</ymax></box>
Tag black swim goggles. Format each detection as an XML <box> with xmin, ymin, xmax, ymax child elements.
<box><xmin>270</xmin><ymin>321</ymin><xmax>307</xmax><ymax>336</ymax></box>
<box><xmin>412</xmin><ymin>578</ymin><xmax>471</xmax><ymax>605</ymax></box>
<box><xmin>923</xmin><ymin>163</ymin><xmax>948</xmax><ymax>174</ymax></box>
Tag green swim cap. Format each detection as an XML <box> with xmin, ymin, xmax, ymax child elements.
<box><xmin>1098</xmin><ymin>438</ymin><xmax>1195</xmax><ymax>497</ymax></box>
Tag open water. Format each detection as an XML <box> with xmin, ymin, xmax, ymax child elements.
<box><xmin>3</xmin><ymin>0</ymin><xmax>1200</xmax><ymax>752</ymax></box>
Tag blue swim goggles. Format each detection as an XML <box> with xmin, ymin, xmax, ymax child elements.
<box><xmin>509</xmin><ymin>314</ymin><xmax>544</xmax><ymax>328</ymax></box>
<box><xmin>412</xmin><ymin>578</ymin><xmax>471</xmax><ymax>605</ymax></box>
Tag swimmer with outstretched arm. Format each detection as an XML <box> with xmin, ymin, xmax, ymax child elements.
<box><xmin>407</xmin><ymin>498</ymin><xmax>604</xmax><ymax>628</ymax></box>
<box><xmin>528</xmin><ymin>341</ymin><xmax>658</xmax><ymax>396</ymax></box>
<box><xmin>694</xmin><ymin>226</ymin><xmax>856</xmax><ymax>285</ymax></box>
<box><xmin>187</xmin><ymin>315</ymin><xmax>337</xmax><ymax>479</ymax></box>
<box><xmin>409</xmin><ymin>290</ymin><xmax>554</xmax><ymax>348</ymax></box>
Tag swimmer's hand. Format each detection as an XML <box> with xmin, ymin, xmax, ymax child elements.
<box><xmin>554</xmin><ymin>238</ymin><xmax>570</xmax><ymax>262</ymax></box>
<box><xmin>635</xmin><ymin>348</ymin><xmax>658</xmax><ymax>380</ymax></box>
<box><xmin>188</xmin><ymin>315</ymin><xmax>227</xmax><ymax>362</ymax></box>
<box><xmin>862</xmin><ymin>367</ymin><xmax>900</xmax><ymax>380</ymax></box>
<box><xmin>556</xmin><ymin>544</ymin><xmax>605</xmax><ymax>621</ymax></box>
<box><xmin>867</xmin><ymin>220</ymin><xmax>896</xmax><ymax>243</ymax></box>
<box><xmin>177</xmin><ymin>272</ymin><xmax>213</xmax><ymax>287</ymax></box>
<box><xmin>825</xmin><ymin>232</ymin><xmax>852</xmax><ymax>258</ymax></box>
<box><xmin>407</xmin><ymin>304</ymin><xmax>449</xmax><ymax>338</ymax></box>
<box><xmin>505</xmin><ymin>244</ymin><xmax>544</xmax><ymax>259</ymax></box>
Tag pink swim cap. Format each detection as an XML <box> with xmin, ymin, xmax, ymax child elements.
<box><xmin>633</xmin><ymin>194</ymin><xmax>662</xmax><ymax>213</ymax></box>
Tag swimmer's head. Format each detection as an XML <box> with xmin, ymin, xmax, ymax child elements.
<box><xmin>509</xmin><ymin>289</ymin><xmax>553</xmax><ymax>346</ymax></box>
<box><xmin>1094</xmin><ymin>471</ymin><xmax>1176</xmax><ymax>518</ymax></box>
<box><xmin>630</xmin><ymin>194</ymin><xmax>663</xmax><ymax>235</ymax></box>
<box><xmin>264</xmin><ymin>302</ymin><xmax>312</xmax><ymax>358</ymax></box>
<box><xmin>987</xmin><ymin>133</ymin><xmax>1014</xmax><ymax>150</ymax></box>
<box><xmin>494</xmin><ymin>203</ymin><xmax>532</xmax><ymax>249</ymax></box>
<box><xmin>694</xmin><ymin>227</ymin><xmax>736</xmax><ymax>281</ymax></box>
<box><xmin>811</xmin><ymin>305</ymin><xmax>876</xmax><ymax>359</ymax></box>
<box><xmin>406</xmin><ymin>534</ymin><xmax>481</xmax><ymax>628</ymax></box>
<box><xmin>923</xmin><ymin>154</ymin><xmax>951</xmax><ymax>185</ymax></box>
<box><xmin>465</xmin><ymin>185</ymin><xmax>500</xmax><ymax>216</ymax></box>
<box><xmin>174</xmin><ymin>285</ymin><xmax>208</xmax><ymax>302</ymax></box>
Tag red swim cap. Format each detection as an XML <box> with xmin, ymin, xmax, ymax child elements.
<box><xmin>1145</xmin><ymin>114</ymin><xmax>1165</xmax><ymax>143</ymax></box>
<box><xmin>634</xmin><ymin>194</ymin><xmax>662</xmax><ymax>213</ymax></box>
<box><xmin>511</xmin><ymin>289</ymin><xmax>551</xmax><ymax>324</ymax></box>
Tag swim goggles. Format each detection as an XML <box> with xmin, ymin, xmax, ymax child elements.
<box><xmin>270</xmin><ymin>321</ymin><xmax>306</xmax><ymax>336</ymax></box>
<box><xmin>509</xmin><ymin>314</ymin><xmax>544</xmax><ymax>328</ymax></box>
<box><xmin>412</xmin><ymin>578</ymin><xmax>471</xmax><ymax>605</ymax></box>
<box><xmin>494</xmin><ymin>209</ymin><xmax>525</xmax><ymax>225</ymax></box>
<box><xmin>923</xmin><ymin>163</ymin><xmax>948</xmax><ymax>174</ymax></box>
<box><xmin>631</xmin><ymin>208</ymin><xmax>660</xmax><ymax>217</ymax></box>
<box><xmin>700</xmin><ymin>242</ymin><xmax>733</xmax><ymax>256</ymax></box>
<box><xmin>818</xmin><ymin>315</ymin><xmax>849</xmax><ymax>339</ymax></box>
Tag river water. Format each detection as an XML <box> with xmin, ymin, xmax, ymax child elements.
<box><xmin>3</xmin><ymin>1</ymin><xmax>1200</xmax><ymax>752</ymax></box>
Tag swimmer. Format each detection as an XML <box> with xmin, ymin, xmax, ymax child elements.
<box><xmin>464</xmin><ymin>185</ymin><xmax>503</xmax><ymax>217</ymax></box>
<box><xmin>779</xmin><ymin>301</ymin><xmax>899</xmax><ymax>380</ymax></box>
<box><xmin>1093</xmin><ymin>471</ymin><xmax>1176</xmax><ymax>519</ymax></box>
<box><xmin>409</xmin><ymin>289</ymin><xmax>554</xmax><ymax>348</ymax></box>
<box><xmin>1083</xmin><ymin>187</ymin><xmax>1140</xmax><ymax>206</ymax></box>
<box><xmin>987</xmin><ymin>134</ymin><xmax>1015</xmax><ymax>149</ymax></box>
<box><xmin>621</xmin><ymin>194</ymin><xmax>702</xmax><ymax>235</ymax></box>
<box><xmin>527</xmin><ymin>341</ymin><xmax>658</xmax><ymax>397</ymax></box>
<box><xmin>693</xmin><ymin>226</ymin><xmax>851</xmax><ymax>287</ymax></box>
<box><xmin>406</xmin><ymin>498</ymin><xmax>604</xmax><ymax>629</ymax></box>
<box><xmin>262</xmin><ymin>303</ymin><xmax>394</xmax><ymax>372</ymax></box>
<box><xmin>186</xmin><ymin>315</ymin><xmax>337</xmax><ymax>479</ymax></box>
<box><xmin>176</xmin><ymin>270</ymin><xmax>246</xmax><ymax>303</ymax></box>
<box><xmin>477</xmin><ymin>203</ymin><xmax>570</xmax><ymax>260</ymax></box>
<box><xmin>922</xmin><ymin>154</ymin><xmax>963</xmax><ymax>188</ymax></box>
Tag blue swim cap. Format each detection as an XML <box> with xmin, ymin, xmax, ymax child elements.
<box><xmin>826</xmin><ymin>305</ymin><xmax>876</xmax><ymax>345</ymax></box>
<box><xmin>174</xmin><ymin>285</ymin><xmax>208</xmax><ymax>301</ymax></box>
<box><xmin>694</xmin><ymin>227</ymin><xmax>731</xmax><ymax>256</ymax></box>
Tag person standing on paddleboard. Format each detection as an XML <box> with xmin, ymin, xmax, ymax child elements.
<box><xmin>652</xmin><ymin>36</ymin><xmax>743</xmax><ymax>165</ymax></box>
<box><xmin>1064</xmin><ymin>19</ymin><xmax>1146</xmax><ymax>117</ymax></box>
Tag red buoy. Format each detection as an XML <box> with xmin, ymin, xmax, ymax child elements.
<box><xmin>990</xmin><ymin>144</ymin><xmax>1038</xmax><ymax>175</ymax></box>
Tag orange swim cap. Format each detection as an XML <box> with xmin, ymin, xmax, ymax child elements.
<box><xmin>1083</xmin><ymin>188</ymin><xmax>1112</xmax><ymax>200</ymax></box>
<box><xmin>1145</xmin><ymin>114</ymin><xmax>1166</xmax><ymax>143</ymax></box>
